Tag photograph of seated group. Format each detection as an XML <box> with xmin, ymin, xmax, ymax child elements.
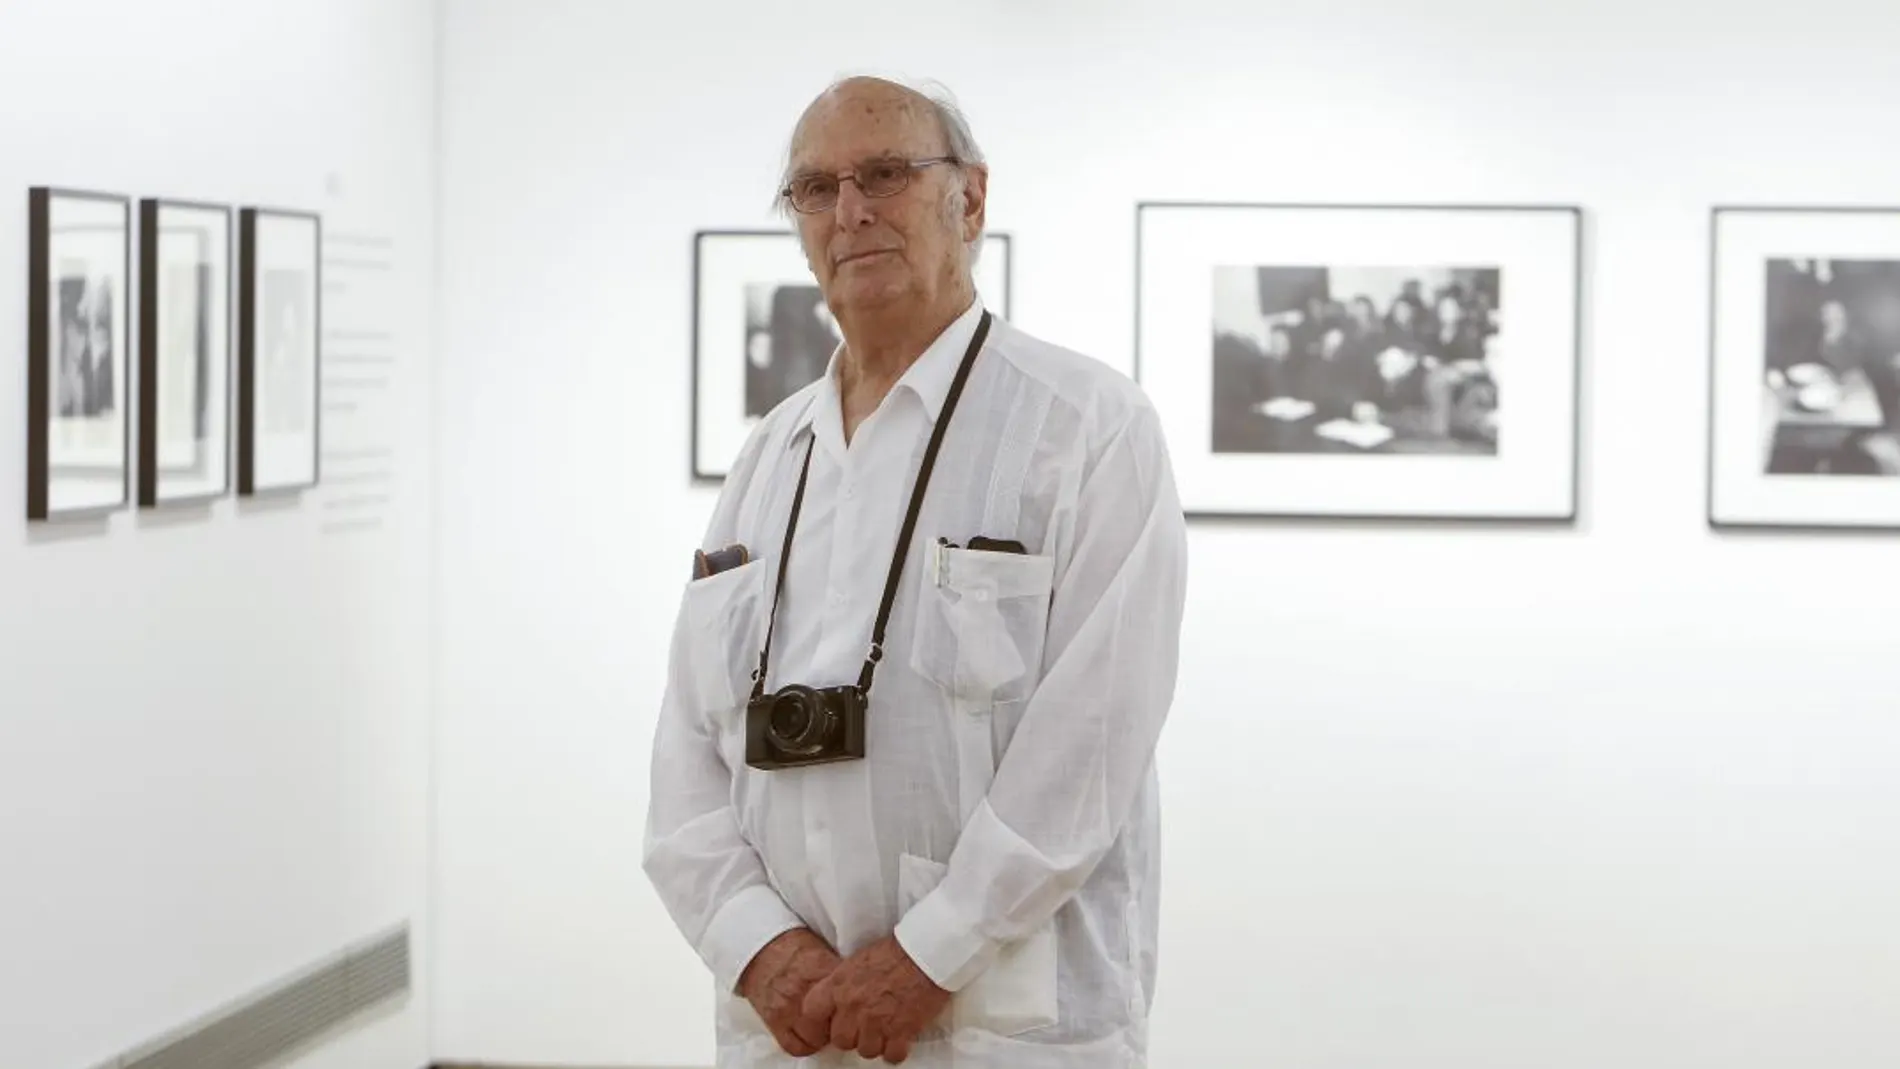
<box><xmin>1135</xmin><ymin>201</ymin><xmax>1583</xmax><ymax>523</ymax></box>
<box><xmin>1209</xmin><ymin>264</ymin><xmax>1501</xmax><ymax>458</ymax></box>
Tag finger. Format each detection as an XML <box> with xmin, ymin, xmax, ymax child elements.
<box><xmin>829</xmin><ymin>1004</ymin><xmax>859</xmax><ymax>1052</ymax></box>
<box><xmin>801</xmin><ymin>974</ymin><xmax>835</xmax><ymax>1022</ymax></box>
<box><xmin>788</xmin><ymin>1010</ymin><xmax>829</xmax><ymax>1052</ymax></box>
<box><xmin>857</xmin><ymin>1019</ymin><xmax>886</xmax><ymax>1062</ymax></box>
<box><xmin>773</xmin><ymin>1025</ymin><xmax>818</xmax><ymax>1058</ymax></box>
<box><xmin>883</xmin><ymin>1034</ymin><xmax>911</xmax><ymax>1064</ymax></box>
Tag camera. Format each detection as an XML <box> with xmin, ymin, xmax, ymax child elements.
<box><xmin>745</xmin><ymin>683</ymin><xmax>867</xmax><ymax>770</ymax></box>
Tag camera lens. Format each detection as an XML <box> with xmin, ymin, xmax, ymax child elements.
<box><xmin>769</xmin><ymin>694</ymin><xmax>811</xmax><ymax>741</ymax></box>
<box><xmin>767</xmin><ymin>688</ymin><xmax>832</xmax><ymax>755</ymax></box>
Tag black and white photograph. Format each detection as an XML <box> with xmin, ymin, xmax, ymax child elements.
<box><xmin>138</xmin><ymin>198</ymin><xmax>232</xmax><ymax>507</ymax></box>
<box><xmin>1212</xmin><ymin>264</ymin><xmax>1501</xmax><ymax>457</ymax></box>
<box><xmin>744</xmin><ymin>282</ymin><xmax>841</xmax><ymax>419</ymax></box>
<box><xmin>691</xmin><ymin>228</ymin><xmax>1012</xmax><ymax>482</ymax></box>
<box><xmin>237</xmin><ymin>206</ymin><xmax>321</xmax><ymax>495</ymax></box>
<box><xmin>261</xmin><ymin>266</ymin><xmax>314</xmax><ymax>435</ymax></box>
<box><xmin>58</xmin><ymin>274</ymin><xmax>119</xmax><ymax>422</ymax></box>
<box><xmin>27</xmin><ymin>187</ymin><xmax>131</xmax><ymax>521</ymax></box>
<box><xmin>1758</xmin><ymin>259</ymin><xmax>1900</xmax><ymax>476</ymax></box>
<box><xmin>1709</xmin><ymin>208</ymin><xmax>1900</xmax><ymax>529</ymax></box>
<box><xmin>1139</xmin><ymin>202</ymin><xmax>1579</xmax><ymax>520</ymax></box>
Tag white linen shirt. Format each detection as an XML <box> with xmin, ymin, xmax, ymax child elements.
<box><xmin>643</xmin><ymin>299</ymin><xmax>1188</xmax><ymax>1069</ymax></box>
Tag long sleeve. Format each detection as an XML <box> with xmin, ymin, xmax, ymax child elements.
<box><xmin>641</xmin><ymin>428</ymin><xmax>805</xmax><ymax>995</ymax></box>
<box><xmin>893</xmin><ymin>402</ymin><xmax>1189</xmax><ymax>991</ymax></box>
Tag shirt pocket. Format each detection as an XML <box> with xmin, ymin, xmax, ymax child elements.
<box><xmin>910</xmin><ymin>544</ymin><xmax>1056</xmax><ymax>705</ymax></box>
<box><xmin>898</xmin><ymin>852</ymin><xmax>1060</xmax><ymax>1038</ymax></box>
<box><xmin>683</xmin><ymin>558</ymin><xmax>768</xmax><ymax>720</ymax></box>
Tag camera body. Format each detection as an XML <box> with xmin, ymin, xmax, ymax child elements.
<box><xmin>745</xmin><ymin>683</ymin><xmax>868</xmax><ymax>770</ymax></box>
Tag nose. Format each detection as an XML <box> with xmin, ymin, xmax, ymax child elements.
<box><xmin>830</xmin><ymin>178</ymin><xmax>877</xmax><ymax>230</ymax></box>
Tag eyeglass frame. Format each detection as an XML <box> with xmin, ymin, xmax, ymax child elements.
<box><xmin>778</xmin><ymin>155</ymin><xmax>962</xmax><ymax>215</ymax></box>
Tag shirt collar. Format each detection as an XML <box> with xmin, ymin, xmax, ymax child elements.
<box><xmin>790</xmin><ymin>297</ymin><xmax>987</xmax><ymax>449</ymax></box>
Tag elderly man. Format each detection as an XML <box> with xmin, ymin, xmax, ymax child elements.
<box><xmin>643</xmin><ymin>74</ymin><xmax>1188</xmax><ymax>1068</ymax></box>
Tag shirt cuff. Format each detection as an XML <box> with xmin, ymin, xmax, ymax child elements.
<box><xmin>698</xmin><ymin>883</ymin><xmax>806</xmax><ymax>994</ymax></box>
<box><xmin>893</xmin><ymin>882</ymin><xmax>1003</xmax><ymax>993</ymax></box>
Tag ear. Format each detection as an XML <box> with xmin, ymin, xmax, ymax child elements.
<box><xmin>957</xmin><ymin>164</ymin><xmax>988</xmax><ymax>243</ymax></box>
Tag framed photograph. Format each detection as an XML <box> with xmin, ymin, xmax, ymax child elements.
<box><xmin>237</xmin><ymin>206</ymin><xmax>321</xmax><ymax>495</ymax></box>
<box><xmin>26</xmin><ymin>187</ymin><xmax>131</xmax><ymax>521</ymax></box>
<box><xmin>1135</xmin><ymin>202</ymin><xmax>1582</xmax><ymax>521</ymax></box>
<box><xmin>690</xmin><ymin>229</ymin><xmax>1013</xmax><ymax>482</ymax></box>
<box><xmin>1708</xmin><ymin>207</ymin><xmax>1900</xmax><ymax>530</ymax></box>
<box><xmin>138</xmin><ymin>198</ymin><xmax>232</xmax><ymax>507</ymax></box>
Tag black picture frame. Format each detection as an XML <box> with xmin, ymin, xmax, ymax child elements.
<box><xmin>138</xmin><ymin>197</ymin><xmax>233</xmax><ymax>509</ymax></box>
<box><xmin>1134</xmin><ymin>201</ymin><xmax>1584</xmax><ymax>523</ymax></box>
<box><xmin>688</xmin><ymin>228</ymin><xmax>1013</xmax><ymax>484</ymax></box>
<box><xmin>1706</xmin><ymin>205</ymin><xmax>1900</xmax><ymax>532</ymax></box>
<box><xmin>236</xmin><ymin>205</ymin><xmax>322</xmax><ymax>496</ymax></box>
<box><xmin>26</xmin><ymin>186</ymin><xmax>133</xmax><ymax>522</ymax></box>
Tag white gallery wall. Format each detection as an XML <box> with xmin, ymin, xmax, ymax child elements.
<box><xmin>433</xmin><ymin>1</ymin><xmax>1900</xmax><ymax>1067</ymax></box>
<box><xmin>0</xmin><ymin>3</ymin><xmax>440</xmax><ymax>1069</ymax></box>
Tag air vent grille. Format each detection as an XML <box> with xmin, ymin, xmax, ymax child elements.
<box><xmin>83</xmin><ymin>923</ymin><xmax>411</xmax><ymax>1069</ymax></box>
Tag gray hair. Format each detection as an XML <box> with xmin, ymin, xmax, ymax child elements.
<box><xmin>773</xmin><ymin>75</ymin><xmax>987</xmax><ymax>267</ymax></box>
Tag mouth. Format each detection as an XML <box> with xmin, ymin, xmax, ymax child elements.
<box><xmin>835</xmin><ymin>248</ymin><xmax>895</xmax><ymax>267</ymax></box>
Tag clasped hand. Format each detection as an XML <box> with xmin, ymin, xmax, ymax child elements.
<box><xmin>738</xmin><ymin>928</ymin><xmax>951</xmax><ymax>1064</ymax></box>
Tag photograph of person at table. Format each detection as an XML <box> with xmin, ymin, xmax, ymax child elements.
<box><xmin>1759</xmin><ymin>258</ymin><xmax>1900</xmax><ymax>477</ymax></box>
<box><xmin>1211</xmin><ymin>265</ymin><xmax>1501</xmax><ymax>456</ymax></box>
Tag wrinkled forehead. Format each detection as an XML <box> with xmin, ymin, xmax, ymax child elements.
<box><xmin>787</xmin><ymin>94</ymin><xmax>943</xmax><ymax>176</ymax></box>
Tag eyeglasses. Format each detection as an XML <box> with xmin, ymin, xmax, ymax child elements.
<box><xmin>779</xmin><ymin>156</ymin><xmax>958</xmax><ymax>214</ymax></box>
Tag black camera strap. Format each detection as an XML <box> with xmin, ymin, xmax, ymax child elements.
<box><xmin>751</xmin><ymin>308</ymin><xmax>994</xmax><ymax>703</ymax></box>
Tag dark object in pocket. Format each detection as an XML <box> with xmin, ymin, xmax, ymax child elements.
<box><xmin>965</xmin><ymin>535</ymin><xmax>1025</xmax><ymax>554</ymax></box>
<box><xmin>693</xmin><ymin>543</ymin><xmax>751</xmax><ymax>580</ymax></box>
